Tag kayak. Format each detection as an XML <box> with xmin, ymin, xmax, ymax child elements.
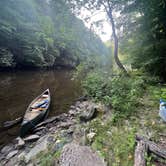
<box><xmin>20</xmin><ymin>89</ymin><xmax>51</xmax><ymax>137</ymax></box>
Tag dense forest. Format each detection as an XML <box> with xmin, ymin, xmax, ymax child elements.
<box><xmin>0</xmin><ymin>0</ymin><xmax>166</xmax><ymax>166</ymax></box>
<box><xmin>0</xmin><ymin>0</ymin><xmax>109</xmax><ymax>69</ymax></box>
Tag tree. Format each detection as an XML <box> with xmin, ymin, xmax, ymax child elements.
<box><xmin>119</xmin><ymin>0</ymin><xmax>166</xmax><ymax>80</ymax></box>
<box><xmin>67</xmin><ymin>0</ymin><xmax>128</xmax><ymax>74</ymax></box>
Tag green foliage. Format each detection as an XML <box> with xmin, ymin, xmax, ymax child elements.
<box><xmin>119</xmin><ymin>0</ymin><xmax>166</xmax><ymax>80</ymax></box>
<box><xmin>82</xmin><ymin>72</ymin><xmax>112</xmax><ymax>104</ymax></box>
<box><xmin>0</xmin><ymin>0</ymin><xmax>109</xmax><ymax>69</ymax></box>
<box><xmin>110</xmin><ymin>76</ymin><xmax>145</xmax><ymax>116</ymax></box>
<box><xmin>0</xmin><ymin>48</ymin><xmax>15</xmax><ymax>67</ymax></box>
<box><xmin>87</xmin><ymin>118</ymin><xmax>135</xmax><ymax>166</ymax></box>
<box><xmin>83</xmin><ymin>71</ymin><xmax>146</xmax><ymax>118</ymax></box>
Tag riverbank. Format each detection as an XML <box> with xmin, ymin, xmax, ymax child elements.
<box><xmin>0</xmin><ymin>69</ymin><xmax>82</xmax><ymax>147</ymax></box>
<box><xmin>0</xmin><ymin>99</ymin><xmax>108</xmax><ymax>165</ymax></box>
<box><xmin>1</xmin><ymin>86</ymin><xmax>166</xmax><ymax>166</ymax></box>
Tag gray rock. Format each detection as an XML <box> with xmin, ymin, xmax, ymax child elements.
<box><xmin>6</xmin><ymin>150</ymin><xmax>18</xmax><ymax>159</ymax></box>
<box><xmin>79</xmin><ymin>106</ymin><xmax>97</xmax><ymax>122</ymax></box>
<box><xmin>22</xmin><ymin>135</ymin><xmax>49</xmax><ymax>162</ymax></box>
<box><xmin>0</xmin><ymin>153</ymin><xmax>5</xmax><ymax>160</ymax></box>
<box><xmin>35</xmin><ymin>116</ymin><xmax>58</xmax><ymax>128</ymax></box>
<box><xmin>33</xmin><ymin>126</ymin><xmax>46</xmax><ymax>133</ymax></box>
<box><xmin>17</xmin><ymin>137</ymin><xmax>25</xmax><ymax>148</ymax></box>
<box><xmin>59</xmin><ymin>143</ymin><xmax>105</xmax><ymax>166</ymax></box>
<box><xmin>24</xmin><ymin>135</ymin><xmax>40</xmax><ymax>142</ymax></box>
<box><xmin>1</xmin><ymin>145</ymin><xmax>13</xmax><ymax>154</ymax></box>
<box><xmin>68</xmin><ymin>109</ymin><xmax>76</xmax><ymax>116</ymax></box>
<box><xmin>58</xmin><ymin>121</ymin><xmax>74</xmax><ymax>129</ymax></box>
<box><xmin>70</xmin><ymin>105</ymin><xmax>75</xmax><ymax>109</ymax></box>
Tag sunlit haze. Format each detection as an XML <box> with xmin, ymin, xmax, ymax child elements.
<box><xmin>78</xmin><ymin>9</ymin><xmax>112</xmax><ymax>41</ymax></box>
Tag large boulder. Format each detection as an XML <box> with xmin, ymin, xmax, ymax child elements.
<box><xmin>59</xmin><ymin>143</ymin><xmax>105</xmax><ymax>166</ymax></box>
<box><xmin>79</xmin><ymin>103</ymin><xmax>98</xmax><ymax>122</ymax></box>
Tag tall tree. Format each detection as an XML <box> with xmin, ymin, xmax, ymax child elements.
<box><xmin>68</xmin><ymin>0</ymin><xmax>128</xmax><ymax>74</ymax></box>
<box><xmin>119</xmin><ymin>0</ymin><xmax>166</xmax><ymax>80</ymax></box>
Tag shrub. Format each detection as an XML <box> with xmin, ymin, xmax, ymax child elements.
<box><xmin>83</xmin><ymin>71</ymin><xmax>146</xmax><ymax>118</ymax></box>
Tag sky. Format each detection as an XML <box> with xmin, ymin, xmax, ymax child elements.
<box><xmin>78</xmin><ymin>9</ymin><xmax>112</xmax><ymax>42</ymax></box>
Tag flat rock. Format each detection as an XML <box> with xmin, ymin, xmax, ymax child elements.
<box><xmin>35</xmin><ymin>116</ymin><xmax>58</xmax><ymax>128</ymax></box>
<box><xmin>1</xmin><ymin>144</ymin><xmax>13</xmax><ymax>154</ymax></box>
<box><xmin>6</xmin><ymin>150</ymin><xmax>18</xmax><ymax>160</ymax></box>
<box><xmin>33</xmin><ymin>126</ymin><xmax>46</xmax><ymax>133</ymax></box>
<box><xmin>17</xmin><ymin>137</ymin><xmax>25</xmax><ymax>148</ymax></box>
<box><xmin>59</xmin><ymin>143</ymin><xmax>105</xmax><ymax>166</ymax></box>
<box><xmin>23</xmin><ymin>135</ymin><xmax>49</xmax><ymax>162</ymax></box>
<box><xmin>24</xmin><ymin>134</ymin><xmax>40</xmax><ymax>142</ymax></box>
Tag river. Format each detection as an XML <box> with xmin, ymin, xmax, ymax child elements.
<box><xmin>0</xmin><ymin>70</ymin><xmax>81</xmax><ymax>147</ymax></box>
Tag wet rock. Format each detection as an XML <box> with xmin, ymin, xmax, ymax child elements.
<box><xmin>59</xmin><ymin>143</ymin><xmax>105</xmax><ymax>166</ymax></box>
<box><xmin>6</xmin><ymin>150</ymin><xmax>18</xmax><ymax>159</ymax></box>
<box><xmin>24</xmin><ymin>135</ymin><xmax>40</xmax><ymax>142</ymax></box>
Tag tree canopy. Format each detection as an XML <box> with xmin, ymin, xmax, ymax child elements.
<box><xmin>0</xmin><ymin>0</ymin><xmax>109</xmax><ymax>69</ymax></box>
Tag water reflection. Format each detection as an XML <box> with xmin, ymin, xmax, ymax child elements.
<box><xmin>0</xmin><ymin>70</ymin><xmax>81</xmax><ymax>147</ymax></box>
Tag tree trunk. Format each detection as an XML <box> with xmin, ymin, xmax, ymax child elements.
<box><xmin>108</xmin><ymin>8</ymin><xmax>128</xmax><ymax>74</ymax></box>
<box><xmin>134</xmin><ymin>140</ymin><xmax>146</xmax><ymax>166</ymax></box>
<box><xmin>136</xmin><ymin>135</ymin><xmax>166</xmax><ymax>159</ymax></box>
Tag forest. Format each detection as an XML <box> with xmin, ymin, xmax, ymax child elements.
<box><xmin>0</xmin><ymin>0</ymin><xmax>166</xmax><ymax>166</ymax></box>
<box><xmin>0</xmin><ymin>0</ymin><xmax>109</xmax><ymax>69</ymax></box>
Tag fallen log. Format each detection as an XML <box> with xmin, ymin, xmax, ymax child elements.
<box><xmin>136</xmin><ymin>135</ymin><xmax>166</xmax><ymax>159</ymax></box>
<box><xmin>3</xmin><ymin>117</ymin><xmax>22</xmax><ymax>128</ymax></box>
<box><xmin>134</xmin><ymin>140</ymin><xmax>146</xmax><ymax>166</ymax></box>
<box><xmin>0</xmin><ymin>117</ymin><xmax>23</xmax><ymax>132</ymax></box>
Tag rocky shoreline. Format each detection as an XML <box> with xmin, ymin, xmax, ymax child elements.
<box><xmin>0</xmin><ymin>100</ymin><xmax>109</xmax><ymax>166</ymax></box>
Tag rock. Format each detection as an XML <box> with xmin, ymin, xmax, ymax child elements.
<box><xmin>24</xmin><ymin>135</ymin><xmax>40</xmax><ymax>142</ymax></box>
<box><xmin>59</xmin><ymin>143</ymin><xmax>105</xmax><ymax>166</ymax></box>
<box><xmin>87</xmin><ymin>132</ymin><xmax>96</xmax><ymax>142</ymax></box>
<box><xmin>33</xmin><ymin>126</ymin><xmax>46</xmax><ymax>133</ymax></box>
<box><xmin>1</xmin><ymin>144</ymin><xmax>13</xmax><ymax>154</ymax></box>
<box><xmin>3</xmin><ymin>117</ymin><xmax>22</xmax><ymax>128</ymax></box>
<box><xmin>58</xmin><ymin>121</ymin><xmax>74</xmax><ymax>129</ymax></box>
<box><xmin>69</xmin><ymin>109</ymin><xmax>76</xmax><ymax>116</ymax></box>
<box><xmin>21</xmin><ymin>135</ymin><xmax>49</xmax><ymax>162</ymax></box>
<box><xmin>6</xmin><ymin>150</ymin><xmax>18</xmax><ymax>159</ymax></box>
<box><xmin>0</xmin><ymin>153</ymin><xmax>5</xmax><ymax>160</ymax></box>
<box><xmin>52</xmin><ymin>140</ymin><xmax>65</xmax><ymax>153</ymax></box>
<box><xmin>35</xmin><ymin>116</ymin><xmax>58</xmax><ymax>128</ymax></box>
<box><xmin>70</xmin><ymin>105</ymin><xmax>75</xmax><ymax>109</ymax></box>
<box><xmin>79</xmin><ymin>106</ymin><xmax>97</xmax><ymax>122</ymax></box>
<box><xmin>17</xmin><ymin>137</ymin><xmax>25</xmax><ymax>148</ymax></box>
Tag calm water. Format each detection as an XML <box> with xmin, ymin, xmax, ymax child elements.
<box><xmin>0</xmin><ymin>70</ymin><xmax>81</xmax><ymax>147</ymax></box>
